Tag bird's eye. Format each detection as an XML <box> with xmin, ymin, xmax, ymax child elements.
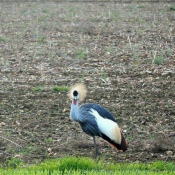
<box><xmin>73</xmin><ymin>90</ymin><xmax>78</xmax><ymax>96</ymax></box>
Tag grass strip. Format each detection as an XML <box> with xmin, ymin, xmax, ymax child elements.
<box><xmin>0</xmin><ymin>157</ymin><xmax>175</xmax><ymax>175</ymax></box>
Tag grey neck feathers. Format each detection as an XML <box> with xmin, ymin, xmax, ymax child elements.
<box><xmin>70</xmin><ymin>100</ymin><xmax>81</xmax><ymax>122</ymax></box>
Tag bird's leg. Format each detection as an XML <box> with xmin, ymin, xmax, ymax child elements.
<box><xmin>93</xmin><ymin>136</ymin><xmax>98</xmax><ymax>158</ymax></box>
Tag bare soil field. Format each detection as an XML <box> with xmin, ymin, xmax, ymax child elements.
<box><xmin>0</xmin><ymin>2</ymin><xmax>175</xmax><ymax>166</ymax></box>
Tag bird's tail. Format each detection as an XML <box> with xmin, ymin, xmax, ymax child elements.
<box><xmin>102</xmin><ymin>129</ymin><xmax>127</xmax><ymax>152</ymax></box>
<box><xmin>119</xmin><ymin>130</ymin><xmax>127</xmax><ymax>152</ymax></box>
<box><xmin>69</xmin><ymin>83</ymin><xmax>87</xmax><ymax>102</ymax></box>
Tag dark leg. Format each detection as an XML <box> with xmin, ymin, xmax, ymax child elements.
<box><xmin>93</xmin><ymin>136</ymin><xmax>98</xmax><ymax>158</ymax></box>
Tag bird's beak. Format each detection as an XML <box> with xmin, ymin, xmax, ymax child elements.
<box><xmin>73</xmin><ymin>97</ymin><xmax>78</xmax><ymax>105</ymax></box>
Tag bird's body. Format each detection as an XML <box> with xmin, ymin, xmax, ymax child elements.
<box><xmin>69</xmin><ymin>83</ymin><xmax>127</xmax><ymax>157</ymax></box>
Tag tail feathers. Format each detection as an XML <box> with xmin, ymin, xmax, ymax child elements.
<box><xmin>101</xmin><ymin>131</ymin><xmax>127</xmax><ymax>152</ymax></box>
<box><xmin>120</xmin><ymin>131</ymin><xmax>127</xmax><ymax>152</ymax></box>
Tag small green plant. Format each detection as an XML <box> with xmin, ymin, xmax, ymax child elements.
<box><xmin>0</xmin><ymin>102</ymin><xmax>4</xmax><ymax>106</ymax></box>
<box><xmin>37</xmin><ymin>15</ymin><xmax>48</xmax><ymax>23</ymax></box>
<box><xmin>114</xmin><ymin>12</ymin><xmax>119</xmax><ymax>22</ymax></box>
<box><xmin>154</xmin><ymin>56</ymin><xmax>165</xmax><ymax>65</ymax></box>
<box><xmin>76</xmin><ymin>50</ymin><xmax>87</xmax><ymax>60</ymax></box>
<box><xmin>33</xmin><ymin>87</ymin><xmax>42</xmax><ymax>92</ymax></box>
<box><xmin>22</xmin><ymin>21</ymin><xmax>28</xmax><ymax>28</ymax></box>
<box><xmin>0</xmin><ymin>36</ymin><xmax>5</xmax><ymax>42</ymax></box>
<box><xmin>69</xmin><ymin>7</ymin><xmax>74</xmax><ymax>13</ymax></box>
<box><xmin>107</xmin><ymin>46</ymin><xmax>115</xmax><ymax>54</ymax></box>
<box><xmin>100</xmin><ymin>70</ymin><xmax>107</xmax><ymax>79</ymax></box>
<box><xmin>52</xmin><ymin>86</ymin><xmax>69</xmax><ymax>92</ymax></box>
<box><xmin>21</xmin><ymin>10</ymin><xmax>27</xmax><ymax>14</ymax></box>
<box><xmin>150</xmin><ymin>133</ymin><xmax>155</xmax><ymax>139</ymax></box>
<box><xmin>129</xmin><ymin>5</ymin><xmax>137</xmax><ymax>11</ymax></box>
<box><xmin>104</xmin><ymin>11</ymin><xmax>109</xmax><ymax>17</ymax></box>
<box><xmin>38</xmin><ymin>36</ymin><xmax>47</xmax><ymax>44</ymax></box>
<box><xmin>42</xmin><ymin>9</ymin><xmax>48</xmax><ymax>13</ymax></box>
<box><xmin>69</xmin><ymin>7</ymin><xmax>76</xmax><ymax>17</ymax></box>
<box><xmin>45</xmin><ymin>138</ymin><xmax>53</xmax><ymax>143</ymax></box>
<box><xmin>5</xmin><ymin>158</ymin><xmax>23</xmax><ymax>168</ymax></box>
<box><xmin>20</xmin><ymin>147</ymin><xmax>31</xmax><ymax>155</ymax></box>
<box><xmin>139</xmin><ymin>5</ymin><xmax>145</xmax><ymax>9</ymax></box>
<box><xmin>169</xmin><ymin>6</ymin><xmax>175</xmax><ymax>11</ymax></box>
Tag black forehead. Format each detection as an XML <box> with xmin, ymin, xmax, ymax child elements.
<box><xmin>73</xmin><ymin>90</ymin><xmax>78</xmax><ymax>96</ymax></box>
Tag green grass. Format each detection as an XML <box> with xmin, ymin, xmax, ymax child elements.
<box><xmin>33</xmin><ymin>87</ymin><xmax>42</xmax><ymax>92</ymax></box>
<box><xmin>45</xmin><ymin>137</ymin><xmax>53</xmax><ymax>143</ymax></box>
<box><xmin>32</xmin><ymin>86</ymin><xmax>69</xmax><ymax>92</ymax></box>
<box><xmin>52</xmin><ymin>86</ymin><xmax>69</xmax><ymax>92</ymax></box>
<box><xmin>154</xmin><ymin>56</ymin><xmax>165</xmax><ymax>65</ymax></box>
<box><xmin>169</xmin><ymin>6</ymin><xmax>175</xmax><ymax>11</ymax></box>
<box><xmin>38</xmin><ymin>36</ymin><xmax>47</xmax><ymax>44</ymax></box>
<box><xmin>76</xmin><ymin>50</ymin><xmax>87</xmax><ymax>60</ymax></box>
<box><xmin>114</xmin><ymin>12</ymin><xmax>119</xmax><ymax>22</ymax></box>
<box><xmin>1</xmin><ymin>157</ymin><xmax>175</xmax><ymax>175</ymax></box>
<box><xmin>4</xmin><ymin>158</ymin><xmax>23</xmax><ymax>169</ymax></box>
<box><xmin>0</xmin><ymin>36</ymin><xmax>5</xmax><ymax>42</ymax></box>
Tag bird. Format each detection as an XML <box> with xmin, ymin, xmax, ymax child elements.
<box><xmin>69</xmin><ymin>83</ymin><xmax>127</xmax><ymax>158</ymax></box>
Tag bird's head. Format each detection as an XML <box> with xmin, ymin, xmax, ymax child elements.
<box><xmin>69</xmin><ymin>83</ymin><xmax>87</xmax><ymax>105</ymax></box>
<box><xmin>72</xmin><ymin>90</ymin><xmax>79</xmax><ymax>105</ymax></box>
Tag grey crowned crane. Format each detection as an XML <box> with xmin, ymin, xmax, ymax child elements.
<box><xmin>69</xmin><ymin>83</ymin><xmax>127</xmax><ymax>158</ymax></box>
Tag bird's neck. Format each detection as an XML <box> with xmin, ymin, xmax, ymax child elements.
<box><xmin>70</xmin><ymin>99</ymin><xmax>80</xmax><ymax>121</ymax></box>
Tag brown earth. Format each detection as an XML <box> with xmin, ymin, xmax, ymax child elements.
<box><xmin>0</xmin><ymin>2</ymin><xmax>175</xmax><ymax>167</ymax></box>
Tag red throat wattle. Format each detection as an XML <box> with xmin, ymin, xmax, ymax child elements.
<box><xmin>73</xmin><ymin>99</ymin><xmax>77</xmax><ymax>105</ymax></box>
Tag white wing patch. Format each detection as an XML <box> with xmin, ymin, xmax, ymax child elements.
<box><xmin>90</xmin><ymin>109</ymin><xmax>121</xmax><ymax>144</ymax></box>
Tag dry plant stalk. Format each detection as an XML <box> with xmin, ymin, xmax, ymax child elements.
<box><xmin>0</xmin><ymin>136</ymin><xmax>22</xmax><ymax>148</ymax></box>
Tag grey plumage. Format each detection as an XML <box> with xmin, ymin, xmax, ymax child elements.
<box><xmin>78</xmin><ymin>103</ymin><xmax>115</xmax><ymax>137</ymax></box>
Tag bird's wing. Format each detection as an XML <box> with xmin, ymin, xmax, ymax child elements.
<box><xmin>80</xmin><ymin>103</ymin><xmax>116</xmax><ymax>122</ymax></box>
<box><xmin>89</xmin><ymin>108</ymin><xmax>121</xmax><ymax>144</ymax></box>
<box><xmin>79</xmin><ymin>103</ymin><xmax>127</xmax><ymax>151</ymax></box>
<box><xmin>79</xmin><ymin>104</ymin><xmax>102</xmax><ymax>136</ymax></box>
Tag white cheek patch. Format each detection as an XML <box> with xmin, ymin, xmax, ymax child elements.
<box><xmin>89</xmin><ymin>109</ymin><xmax>121</xmax><ymax>144</ymax></box>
